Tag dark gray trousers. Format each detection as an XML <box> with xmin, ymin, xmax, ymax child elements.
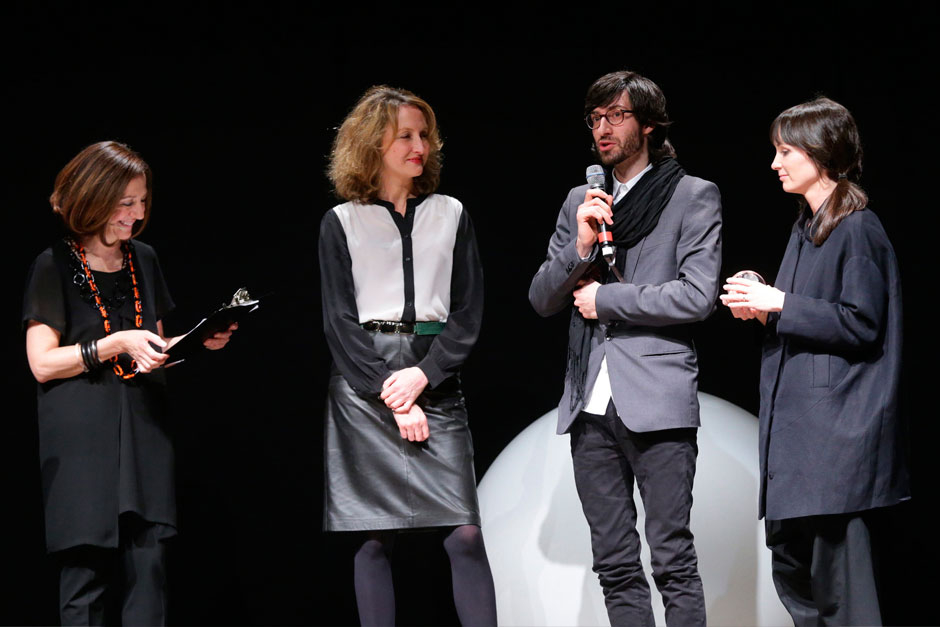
<box><xmin>570</xmin><ymin>404</ymin><xmax>705</xmax><ymax>627</ymax></box>
<box><xmin>58</xmin><ymin>517</ymin><xmax>168</xmax><ymax>626</ymax></box>
<box><xmin>765</xmin><ymin>512</ymin><xmax>882</xmax><ymax>626</ymax></box>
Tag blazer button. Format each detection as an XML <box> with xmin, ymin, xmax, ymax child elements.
<box><xmin>768</xmin><ymin>472</ymin><xmax>774</xmax><ymax>480</ymax></box>
<box><xmin>566</xmin><ymin>262</ymin><xmax>575</xmax><ymax>272</ymax></box>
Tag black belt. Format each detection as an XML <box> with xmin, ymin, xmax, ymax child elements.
<box><xmin>361</xmin><ymin>320</ymin><xmax>446</xmax><ymax>335</ymax></box>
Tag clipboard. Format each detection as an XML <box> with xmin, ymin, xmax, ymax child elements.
<box><xmin>165</xmin><ymin>287</ymin><xmax>260</xmax><ymax>365</ymax></box>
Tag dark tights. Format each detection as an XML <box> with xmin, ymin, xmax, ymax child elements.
<box><xmin>354</xmin><ymin>533</ymin><xmax>396</xmax><ymax>625</ymax></box>
<box><xmin>354</xmin><ymin>525</ymin><xmax>497</xmax><ymax>626</ymax></box>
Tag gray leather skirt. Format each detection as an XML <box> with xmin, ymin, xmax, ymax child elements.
<box><xmin>323</xmin><ymin>331</ymin><xmax>481</xmax><ymax>531</ymax></box>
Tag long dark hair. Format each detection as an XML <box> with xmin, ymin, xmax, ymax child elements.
<box><xmin>771</xmin><ymin>97</ymin><xmax>867</xmax><ymax>245</ymax></box>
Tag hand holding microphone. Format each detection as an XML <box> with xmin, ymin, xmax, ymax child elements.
<box><xmin>581</xmin><ymin>166</ymin><xmax>624</xmax><ymax>281</ymax></box>
<box><xmin>575</xmin><ymin>165</ymin><xmax>613</xmax><ymax>258</ymax></box>
<box><xmin>585</xmin><ymin>165</ymin><xmax>617</xmax><ymax>265</ymax></box>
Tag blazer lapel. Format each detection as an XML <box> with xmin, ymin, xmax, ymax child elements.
<box><xmin>623</xmin><ymin>236</ymin><xmax>646</xmax><ymax>283</ymax></box>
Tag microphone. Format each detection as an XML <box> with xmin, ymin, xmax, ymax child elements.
<box><xmin>586</xmin><ymin>165</ymin><xmax>616</xmax><ymax>264</ymax></box>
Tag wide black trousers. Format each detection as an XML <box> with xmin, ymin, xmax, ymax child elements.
<box><xmin>57</xmin><ymin>515</ymin><xmax>169</xmax><ymax>626</ymax></box>
<box><xmin>569</xmin><ymin>404</ymin><xmax>705</xmax><ymax>627</ymax></box>
<box><xmin>765</xmin><ymin>512</ymin><xmax>883</xmax><ymax>626</ymax></box>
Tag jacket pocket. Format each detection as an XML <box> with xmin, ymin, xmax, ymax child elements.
<box><xmin>633</xmin><ymin>335</ymin><xmax>694</xmax><ymax>357</ymax></box>
<box><xmin>812</xmin><ymin>354</ymin><xmax>830</xmax><ymax>388</ymax></box>
<box><xmin>641</xmin><ymin>348</ymin><xmax>694</xmax><ymax>357</ymax></box>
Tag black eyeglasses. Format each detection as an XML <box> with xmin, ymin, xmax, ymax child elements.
<box><xmin>585</xmin><ymin>108</ymin><xmax>635</xmax><ymax>129</ymax></box>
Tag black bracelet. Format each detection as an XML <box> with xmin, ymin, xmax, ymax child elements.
<box><xmin>80</xmin><ymin>340</ymin><xmax>100</xmax><ymax>371</ymax></box>
<box><xmin>89</xmin><ymin>339</ymin><xmax>100</xmax><ymax>366</ymax></box>
<box><xmin>75</xmin><ymin>343</ymin><xmax>89</xmax><ymax>373</ymax></box>
<box><xmin>80</xmin><ymin>341</ymin><xmax>92</xmax><ymax>371</ymax></box>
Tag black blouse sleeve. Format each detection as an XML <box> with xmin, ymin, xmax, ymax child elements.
<box><xmin>319</xmin><ymin>210</ymin><xmax>394</xmax><ymax>396</ymax></box>
<box><xmin>417</xmin><ymin>208</ymin><xmax>484</xmax><ymax>388</ymax></box>
<box><xmin>22</xmin><ymin>248</ymin><xmax>66</xmax><ymax>333</ymax></box>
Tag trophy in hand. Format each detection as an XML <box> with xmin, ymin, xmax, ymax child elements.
<box><xmin>732</xmin><ymin>270</ymin><xmax>766</xmax><ymax>284</ymax></box>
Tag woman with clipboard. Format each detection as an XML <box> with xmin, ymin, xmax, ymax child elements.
<box><xmin>23</xmin><ymin>141</ymin><xmax>237</xmax><ymax>625</ymax></box>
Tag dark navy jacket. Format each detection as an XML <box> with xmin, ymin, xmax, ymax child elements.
<box><xmin>759</xmin><ymin>208</ymin><xmax>909</xmax><ymax>520</ymax></box>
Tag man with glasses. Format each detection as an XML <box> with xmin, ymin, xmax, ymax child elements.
<box><xmin>529</xmin><ymin>70</ymin><xmax>722</xmax><ymax>626</ymax></box>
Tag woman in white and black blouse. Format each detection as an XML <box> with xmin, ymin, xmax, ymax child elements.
<box><xmin>318</xmin><ymin>85</ymin><xmax>496</xmax><ymax>626</ymax></box>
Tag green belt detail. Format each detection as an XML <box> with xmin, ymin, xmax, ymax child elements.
<box><xmin>415</xmin><ymin>321</ymin><xmax>446</xmax><ymax>335</ymax></box>
<box><xmin>360</xmin><ymin>320</ymin><xmax>446</xmax><ymax>335</ymax></box>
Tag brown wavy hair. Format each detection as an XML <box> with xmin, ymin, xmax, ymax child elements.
<box><xmin>771</xmin><ymin>97</ymin><xmax>867</xmax><ymax>245</ymax></box>
<box><xmin>50</xmin><ymin>141</ymin><xmax>152</xmax><ymax>244</ymax></box>
<box><xmin>328</xmin><ymin>85</ymin><xmax>443</xmax><ymax>202</ymax></box>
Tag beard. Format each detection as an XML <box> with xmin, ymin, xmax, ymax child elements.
<box><xmin>595</xmin><ymin>125</ymin><xmax>643</xmax><ymax>168</ymax></box>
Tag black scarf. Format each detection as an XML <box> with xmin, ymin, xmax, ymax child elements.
<box><xmin>566</xmin><ymin>157</ymin><xmax>686</xmax><ymax>412</ymax></box>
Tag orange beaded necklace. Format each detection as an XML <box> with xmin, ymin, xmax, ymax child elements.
<box><xmin>69</xmin><ymin>237</ymin><xmax>143</xmax><ymax>379</ymax></box>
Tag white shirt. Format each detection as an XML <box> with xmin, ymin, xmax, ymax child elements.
<box><xmin>330</xmin><ymin>194</ymin><xmax>464</xmax><ymax>323</ymax></box>
<box><xmin>581</xmin><ymin>164</ymin><xmax>652</xmax><ymax>415</ymax></box>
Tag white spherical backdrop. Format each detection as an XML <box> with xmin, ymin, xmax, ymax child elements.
<box><xmin>477</xmin><ymin>393</ymin><xmax>791</xmax><ymax>627</ymax></box>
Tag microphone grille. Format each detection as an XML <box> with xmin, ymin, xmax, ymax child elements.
<box><xmin>585</xmin><ymin>165</ymin><xmax>605</xmax><ymax>188</ymax></box>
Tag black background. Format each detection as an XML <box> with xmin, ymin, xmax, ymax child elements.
<box><xmin>2</xmin><ymin>3</ymin><xmax>937</xmax><ymax>625</ymax></box>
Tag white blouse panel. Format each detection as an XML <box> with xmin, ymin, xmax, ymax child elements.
<box><xmin>331</xmin><ymin>194</ymin><xmax>462</xmax><ymax>323</ymax></box>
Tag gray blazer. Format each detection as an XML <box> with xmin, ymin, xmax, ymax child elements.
<box><xmin>529</xmin><ymin>175</ymin><xmax>722</xmax><ymax>434</ymax></box>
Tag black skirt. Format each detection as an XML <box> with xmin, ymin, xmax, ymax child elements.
<box><xmin>323</xmin><ymin>331</ymin><xmax>481</xmax><ymax>531</ymax></box>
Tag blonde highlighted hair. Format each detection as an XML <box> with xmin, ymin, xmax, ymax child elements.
<box><xmin>328</xmin><ymin>86</ymin><xmax>442</xmax><ymax>202</ymax></box>
<box><xmin>50</xmin><ymin>141</ymin><xmax>152</xmax><ymax>243</ymax></box>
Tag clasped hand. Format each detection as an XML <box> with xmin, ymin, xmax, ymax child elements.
<box><xmin>381</xmin><ymin>366</ymin><xmax>428</xmax><ymax>413</ymax></box>
<box><xmin>393</xmin><ymin>404</ymin><xmax>429</xmax><ymax>442</ymax></box>
<box><xmin>720</xmin><ymin>276</ymin><xmax>785</xmax><ymax>323</ymax></box>
<box><xmin>381</xmin><ymin>367</ymin><xmax>430</xmax><ymax>442</ymax></box>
